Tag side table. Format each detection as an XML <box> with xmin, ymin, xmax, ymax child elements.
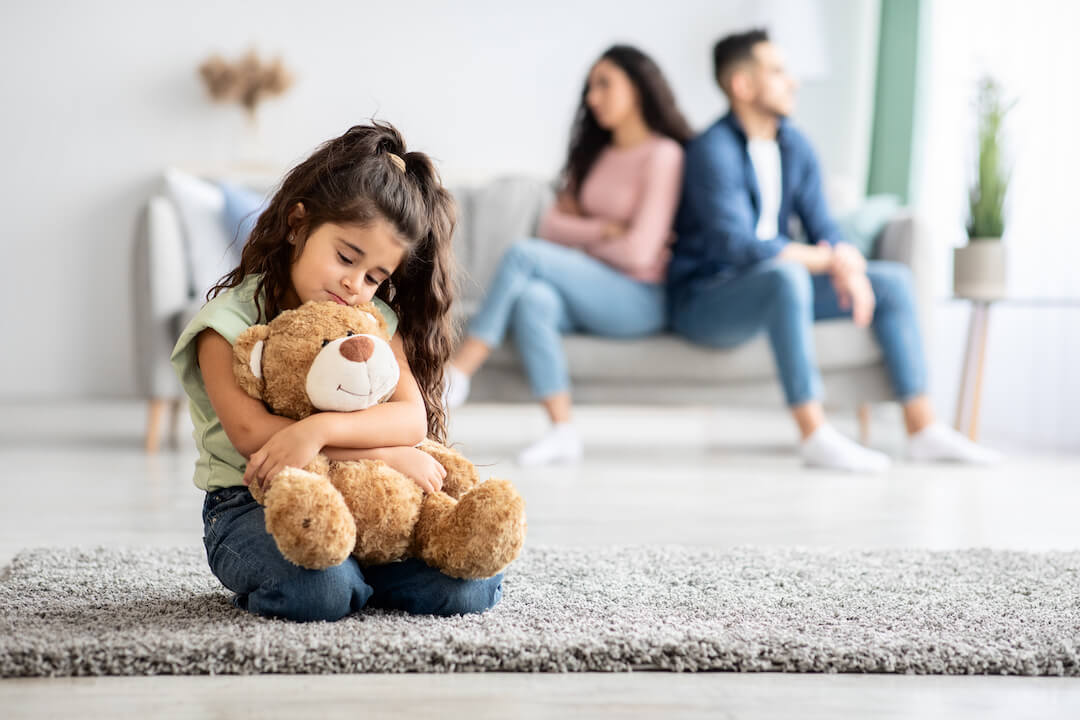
<box><xmin>953</xmin><ymin>295</ymin><xmax>1080</xmax><ymax>440</ymax></box>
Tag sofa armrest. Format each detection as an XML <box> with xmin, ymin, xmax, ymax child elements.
<box><xmin>131</xmin><ymin>195</ymin><xmax>191</xmax><ymax>398</ymax></box>
<box><xmin>873</xmin><ymin>210</ymin><xmax>934</xmax><ymax>344</ymax></box>
<box><xmin>144</xmin><ymin>195</ymin><xmax>191</xmax><ymax>316</ymax></box>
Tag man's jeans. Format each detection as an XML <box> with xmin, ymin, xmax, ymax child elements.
<box><xmin>468</xmin><ymin>238</ymin><xmax>666</xmax><ymax>398</ymax></box>
<box><xmin>669</xmin><ymin>259</ymin><xmax>927</xmax><ymax>406</ymax></box>
<box><xmin>202</xmin><ymin>486</ymin><xmax>504</xmax><ymax>622</ymax></box>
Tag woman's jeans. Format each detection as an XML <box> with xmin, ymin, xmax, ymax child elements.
<box><xmin>669</xmin><ymin>259</ymin><xmax>927</xmax><ymax>406</ymax></box>
<box><xmin>468</xmin><ymin>238</ymin><xmax>666</xmax><ymax>398</ymax></box>
<box><xmin>202</xmin><ymin>486</ymin><xmax>504</xmax><ymax>622</ymax></box>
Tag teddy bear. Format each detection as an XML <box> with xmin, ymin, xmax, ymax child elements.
<box><xmin>231</xmin><ymin>300</ymin><xmax>526</xmax><ymax>580</ymax></box>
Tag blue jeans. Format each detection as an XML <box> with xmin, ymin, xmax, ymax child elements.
<box><xmin>670</xmin><ymin>259</ymin><xmax>927</xmax><ymax>406</ymax></box>
<box><xmin>468</xmin><ymin>238</ymin><xmax>666</xmax><ymax>398</ymax></box>
<box><xmin>202</xmin><ymin>486</ymin><xmax>504</xmax><ymax>622</ymax></box>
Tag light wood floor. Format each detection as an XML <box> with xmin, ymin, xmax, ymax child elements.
<box><xmin>2</xmin><ymin>401</ymin><xmax>1080</xmax><ymax>719</ymax></box>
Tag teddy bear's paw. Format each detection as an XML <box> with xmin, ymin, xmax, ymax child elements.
<box><xmin>415</xmin><ymin>478</ymin><xmax>527</xmax><ymax>579</ymax></box>
<box><xmin>264</xmin><ymin>468</ymin><xmax>357</xmax><ymax>569</ymax></box>
<box><xmin>417</xmin><ymin>440</ymin><xmax>480</xmax><ymax>500</ymax></box>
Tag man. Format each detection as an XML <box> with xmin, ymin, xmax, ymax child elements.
<box><xmin>669</xmin><ymin>29</ymin><xmax>996</xmax><ymax>471</ymax></box>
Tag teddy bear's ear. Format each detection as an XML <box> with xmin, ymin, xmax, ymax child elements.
<box><xmin>353</xmin><ymin>302</ymin><xmax>388</xmax><ymax>337</ymax></box>
<box><xmin>233</xmin><ymin>325</ymin><xmax>272</xmax><ymax>399</ymax></box>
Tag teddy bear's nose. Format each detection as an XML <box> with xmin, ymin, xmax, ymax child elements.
<box><xmin>339</xmin><ymin>335</ymin><xmax>375</xmax><ymax>363</ymax></box>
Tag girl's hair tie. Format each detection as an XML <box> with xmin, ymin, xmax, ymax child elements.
<box><xmin>387</xmin><ymin>153</ymin><xmax>406</xmax><ymax>172</ymax></box>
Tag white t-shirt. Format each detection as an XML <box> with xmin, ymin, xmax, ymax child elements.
<box><xmin>747</xmin><ymin>139</ymin><xmax>782</xmax><ymax>240</ymax></box>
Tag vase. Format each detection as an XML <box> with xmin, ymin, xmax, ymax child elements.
<box><xmin>953</xmin><ymin>240</ymin><xmax>1007</xmax><ymax>300</ymax></box>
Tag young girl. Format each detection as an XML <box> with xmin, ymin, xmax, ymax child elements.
<box><xmin>443</xmin><ymin>45</ymin><xmax>693</xmax><ymax>465</ymax></box>
<box><xmin>171</xmin><ymin>123</ymin><xmax>504</xmax><ymax>622</ymax></box>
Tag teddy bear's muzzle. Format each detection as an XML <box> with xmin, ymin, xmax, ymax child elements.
<box><xmin>305</xmin><ymin>334</ymin><xmax>400</xmax><ymax>412</ymax></box>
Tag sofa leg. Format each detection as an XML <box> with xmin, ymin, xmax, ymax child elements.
<box><xmin>857</xmin><ymin>404</ymin><xmax>872</xmax><ymax>445</ymax></box>
<box><xmin>168</xmin><ymin>398</ymin><xmax>184</xmax><ymax>449</ymax></box>
<box><xmin>145</xmin><ymin>398</ymin><xmax>167</xmax><ymax>453</ymax></box>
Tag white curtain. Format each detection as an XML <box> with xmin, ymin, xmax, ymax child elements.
<box><xmin>913</xmin><ymin>0</ymin><xmax>1080</xmax><ymax>450</ymax></box>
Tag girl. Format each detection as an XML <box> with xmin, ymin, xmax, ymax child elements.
<box><xmin>444</xmin><ymin>45</ymin><xmax>693</xmax><ymax>465</ymax></box>
<box><xmin>171</xmin><ymin>123</ymin><xmax>504</xmax><ymax>622</ymax></box>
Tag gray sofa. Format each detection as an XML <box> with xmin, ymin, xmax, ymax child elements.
<box><xmin>133</xmin><ymin>174</ymin><xmax>931</xmax><ymax>449</ymax></box>
<box><xmin>450</xmin><ymin>176</ymin><xmax>932</xmax><ymax>409</ymax></box>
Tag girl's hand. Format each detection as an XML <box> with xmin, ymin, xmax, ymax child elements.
<box><xmin>379</xmin><ymin>446</ymin><xmax>446</xmax><ymax>494</ymax></box>
<box><xmin>243</xmin><ymin>416</ymin><xmax>327</xmax><ymax>493</ymax></box>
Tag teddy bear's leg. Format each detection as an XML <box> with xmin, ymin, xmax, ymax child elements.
<box><xmin>328</xmin><ymin>460</ymin><xmax>424</xmax><ymax>566</ymax></box>
<box><xmin>411</xmin><ymin>478</ymin><xmax>527</xmax><ymax>580</ymax></box>
<box><xmin>416</xmin><ymin>439</ymin><xmax>480</xmax><ymax>500</ymax></box>
<box><xmin>261</xmin><ymin>467</ymin><xmax>357</xmax><ymax>570</ymax></box>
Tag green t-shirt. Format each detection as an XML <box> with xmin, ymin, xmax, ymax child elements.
<box><xmin>170</xmin><ymin>275</ymin><xmax>398</xmax><ymax>492</ymax></box>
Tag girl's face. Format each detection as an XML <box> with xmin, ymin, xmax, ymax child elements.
<box><xmin>585</xmin><ymin>59</ymin><xmax>641</xmax><ymax>131</ymax></box>
<box><xmin>287</xmin><ymin>214</ymin><xmax>406</xmax><ymax>309</ymax></box>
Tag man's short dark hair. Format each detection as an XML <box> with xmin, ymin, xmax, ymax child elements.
<box><xmin>712</xmin><ymin>29</ymin><xmax>770</xmax><ymax>90</ymax></box>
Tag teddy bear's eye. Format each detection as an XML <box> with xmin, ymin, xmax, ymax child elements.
<box><xmin>346</xmin><ymin>331</ymin><xmax>355</xmax><ymax>337</ymax></box>
<box><xmin>321</xmin><ymin>339</ymin><xmax>330</xmax><ymax>347</ymax></box>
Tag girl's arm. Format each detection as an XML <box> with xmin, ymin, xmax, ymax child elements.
<box><xmin>322</xmin><ymin>446</ymin><xmax>446</xmax><ymax>494</ymax></box>
<box><xmin>314</xmin><ymin>333</ymin><xmax>428</xmax><ymax>449</ymax></box>
<box><xmin>197</xmin><ymin>329</ymin><xmax>294</xmax><ymax>458</ymax></box>
<box><xmin>241</xmin><ymin>332</ymin><xmax>429</xmax><ymax>488</ymax></box>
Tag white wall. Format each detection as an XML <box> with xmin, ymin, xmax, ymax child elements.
<box><xmin>0</xmin><ymin>0</ymin><xmax>878</xmax><ymax>400</ymax></box>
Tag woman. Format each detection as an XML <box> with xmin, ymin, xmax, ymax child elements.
<box><xmin>444</xmin><ymin>45</ymin><xmax>693</xmax><ymax>465</ymax></box>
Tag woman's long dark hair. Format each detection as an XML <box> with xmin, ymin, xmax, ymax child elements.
<box><xmin>209</xmin><ymin>123</ymin><xmax>457</xmax><ymax>442</ymax></box>
<box><xmin>561</xmin><ymin>45</ymin><xmax>694</xmax><ymax>197</ymax></box>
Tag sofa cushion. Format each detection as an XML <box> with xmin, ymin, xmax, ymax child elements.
<box><xmin>220</xmin><ymin>181</ymin><xmax>269</xmax><ymax>250</ymax></box>
<box><xmin>163</xmin><ymin>168</ymin><xmax>237</xmax><ymax>299</ymax></box>
<box><xmin>483</xmin><ymin>321</ymin><xmax>884</xmax><ymax>384</ymax></box>
<box><xmin>838</xmin><ymin>194</ymin><xmax>902</xmax><ymax>257</ymax></box>
<box><xmin>452</xmin><ymin>176</ymin><xmax>554</xmax><ymax>310</ymax></box>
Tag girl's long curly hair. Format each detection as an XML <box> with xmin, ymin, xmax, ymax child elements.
<box><xmin>562</xmin><ymin>45</ymin><xmax>694</xmax><ymax>197</ymax></box>
<box><xmin>209</xmin><ymin>122</ymin><xmax>457</xmax><ymax>442</ymax></box>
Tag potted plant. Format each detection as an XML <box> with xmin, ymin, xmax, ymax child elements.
<box><xmin>954</xmin><ymin>76</ymin><xmax>1014</xmax><ymax>300</ymax></box>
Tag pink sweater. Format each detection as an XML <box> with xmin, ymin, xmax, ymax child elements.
<box><xmin>537</xmin><ymin>135</ymin><xmax>685</xmax><ymax>283</ymax></box>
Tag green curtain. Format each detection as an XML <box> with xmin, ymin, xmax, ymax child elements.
<box><xmin>867</xmin><ymin>0</ymin><xmax>924</xmax><ymax>201</ymax></box>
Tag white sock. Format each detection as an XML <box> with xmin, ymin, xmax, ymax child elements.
<box><xmin>800</xmin><ymin>423</ymin><xmax>891</xmax><ymax>473</ymax></box>
<box><xmin>517</xmin><ymin>422</ymin><xmax>584</xmax><ymax>466</ymax></box>
<box><xmin>907</xmin><ymin>422</ymin><xmax>1003</xmax><ymax>464</ymax></box>
<box><xmin>442</xmin><ymin>365</ymin><xmax>471</xmax><ymax>410</ymax></box>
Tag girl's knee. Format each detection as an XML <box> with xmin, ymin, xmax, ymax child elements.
<box><xmin>247</xmin><ymin>564</ymin><xmax>372</xmax><ymax>622</ymax></box>
<box><xmin>406</xmin><ymin>574</ymin><xmax>504</xmax><ymax>616</ymax></box>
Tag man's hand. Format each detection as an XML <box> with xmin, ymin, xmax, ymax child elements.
<box><xmin>243</xmin><ymin>416</ymin><xmax>326</xmax><ymax>493</ymax></box>
<box><xmin>829</xmin><ymin>242</ymin><xmax>867</xmax><ymax>278</ymax></box>
<box><xmin>378</xmin><ymin>446</ymin><xmax>447</xmax><ymax>494</ymax></box>
<box><xmin>831</xmin><ymin>270</ymin><xmax>876</xmax><ymax>328</ymax></box>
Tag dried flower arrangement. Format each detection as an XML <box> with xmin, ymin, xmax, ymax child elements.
<box><xmin>198</xmin><ymin>50</ymin><xmax>294</xmax><ymax>121</ymax></box>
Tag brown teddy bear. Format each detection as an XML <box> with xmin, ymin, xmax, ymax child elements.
<box><xmin>231</xmin><ymin>300</ymin><xmax>526</xmax><ymax>579</ymax></box>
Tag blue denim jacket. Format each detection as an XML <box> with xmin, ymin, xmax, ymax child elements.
<box><xmin>668</xmin><ymin>112</ymin><xmax>842</xmax><ymax>291</ymax></box>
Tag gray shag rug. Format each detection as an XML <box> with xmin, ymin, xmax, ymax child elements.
<box><xmin>2</xmin><ymin>545</ymin><xmax>1079</xmax><ymax>677</ymax></box>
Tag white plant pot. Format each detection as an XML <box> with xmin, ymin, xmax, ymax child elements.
<box><xmin>954</xmin><ymin>241</ymin><xmax>1007</xmax><ymax>300</ymax></box>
